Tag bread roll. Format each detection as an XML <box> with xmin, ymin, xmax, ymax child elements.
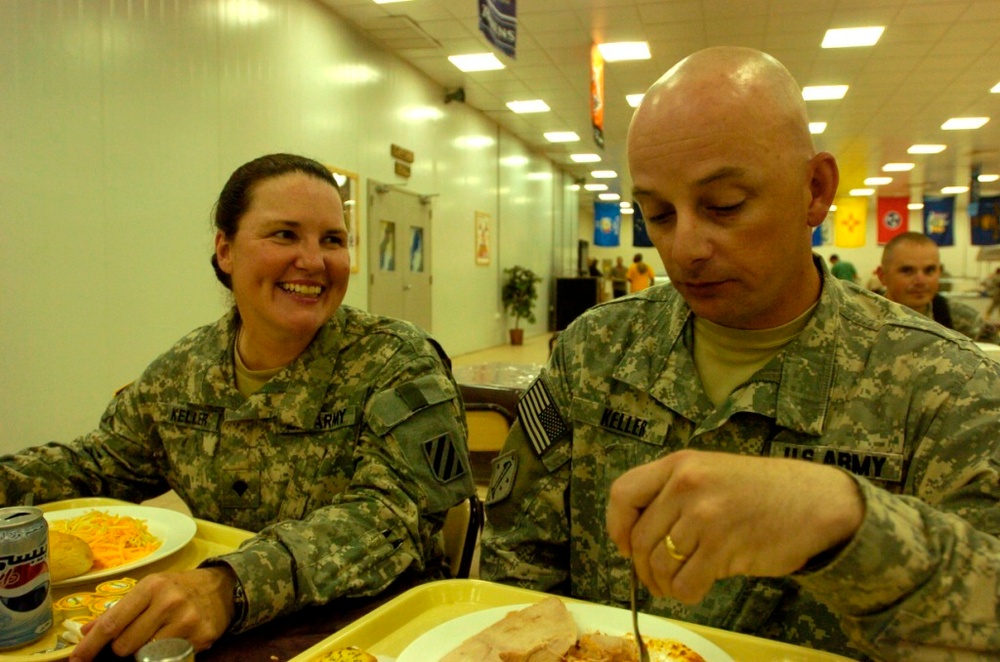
<box><xmin>49</xmin><ymin>529</ymin><xmax>94</xmax><ymax>581</ymax></box>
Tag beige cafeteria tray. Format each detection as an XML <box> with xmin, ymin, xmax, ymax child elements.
<box><xmin>290</xmin><ymin>578</ymin><xmax>855</xmax><ymax>661</ymax></box>
<box><xmin>1</xmin><ymin>497</ymin><xmax>253</xmax><ymax>662</ymax></box>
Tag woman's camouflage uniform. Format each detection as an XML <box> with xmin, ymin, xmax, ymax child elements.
<box><xmin>1</xmin><ymin>306</ymin><xmax>475</xmax><ymax>631</ymax></box>
<box><xmin>482</xmin><ymin>257</ymin><xmax>1000</xmax><ymax>660</ymax></box>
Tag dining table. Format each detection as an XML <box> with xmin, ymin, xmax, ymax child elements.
<box><xmin>13</xmin><ymin>497</ymin><xmax>856</xmax><ymax>662</ymax></box>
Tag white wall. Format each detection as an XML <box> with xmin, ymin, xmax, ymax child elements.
<box><xmin>0</xmin><ymin>0</ymin><xmax>577</xmax><ymax>451</ymax></box>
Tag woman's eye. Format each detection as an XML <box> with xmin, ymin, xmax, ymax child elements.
<box><xmin>273</xmin><ymin>230</ymin><xmax>296</xmax><ymax>240</ymax></box>
<box><xmin>323</xmin><ymin>234</ymin><xmax>346</xmax><ymax>246</ymax></box>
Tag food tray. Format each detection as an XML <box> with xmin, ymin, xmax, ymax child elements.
<box><xmin>290</xmin><ymin>578</ymin><xmax>855</xmax><ymax>662</ymax></box>
<box><xmin>1</xmin><ymin>497</ymin><xmax>253</xmax><ymax>662</ymax></box>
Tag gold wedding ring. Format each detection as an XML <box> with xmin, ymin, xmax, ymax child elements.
<box><xmin>664</xmin><ymin>534</ymin><xmax>689</xmax><ymax>563</ymax></box>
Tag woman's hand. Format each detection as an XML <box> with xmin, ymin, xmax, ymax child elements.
<box><xmin>69</xmin><ymin>567</ymin><xmax>237</xmax><ymax>661</ymax></box>
<box><xmin>606</xmin><ymin>449</ymin><xmax>864</xmax><ymax>603</ymax></box>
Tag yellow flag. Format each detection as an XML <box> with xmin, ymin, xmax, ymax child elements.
<box><xmin>834</xmin><ymin>197</ymin><xmax>867</xmax><ymax>248</ymax></box>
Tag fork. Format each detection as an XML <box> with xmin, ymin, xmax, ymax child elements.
<box><xmin>630</xmin><ymin>560</ymin><xmax>651</xmax><ymax>662</ymax></box>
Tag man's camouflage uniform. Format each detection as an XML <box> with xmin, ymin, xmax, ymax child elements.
<box><xmin>1</xmin><ymin>306</ymin><xmax>475</xmax><ymax>631</ymax></box>
<box><xmin>482</xmin><ymin>257</ymin><xmax>1000</xmax><ymax>660</ymax></box>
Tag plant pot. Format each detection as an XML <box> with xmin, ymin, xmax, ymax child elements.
<box><xmin>509</xmin><ymin>328</ymin><xmax>524</xmax><ymax>346</ymax></box>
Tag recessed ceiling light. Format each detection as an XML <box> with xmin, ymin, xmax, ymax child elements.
<box><xmin>883</xmin><ymin>163</ymin><xmax>915</xmax><ymax>172</ymax></box>
<box><xmin>979</xmin><ymin>174</ymin><xmax>1000</xmax><ymax>183</ymax></box>
<box><xmin>598</xmin><ymin>193</ymin><xmax>621</xmax><ymax>201</ymax></box>
<box><xmin>619</xmin><ymin>201</ymin><xmax>632</xmax><ymax>209</ymax></box>
<box><xmin>907</xmin><ymin>144</ymin><xmax>947</xmax><ymax>154</ymax></box>
<box><xmin>621</xmin><ymin>206</ymin><xmax>634</xmax><ymax>214</ymax></box>
<box><xmin>849</xmin><ymin>188</ymin><xmax>875</xmax><ymax>196</ymax></box>
<box><xmin>991</xmin><ymin>82</ymin><xmax>1000</xmax><ymax>93</ymax></box>
<box><xmin>908</xmin><ymin>203</ymin><xmax>924</xmax><ymax>210</ymax></box>
<box><xmin>941</xmin><ymin>186</ymin><xmax>969</xmax><ymax>194</ymax></box>
<box><xmin>570</xmin><ymin>153</ymin><xmax>601</xmax><ymax>163</ymax></box>
<box><xmin>506</xmin><ymin>99</ymin><xmax>550</xmax><ymax>114</ymax></box>
<box><xmin>802</xmin><ymin>85</ymin><xmax>849</xmax><ymax>101</ymax></box>
<box><xmin>447</xmin><ymin>53</ymin><xmax>504</xmax><ymax>72</ymax></box>
<box><xmin>829</xmin><ymin>205</ymin><xmax>837</xmax><ymax>212</ymax></box>
<box><xmin>821</xmin><ymin>26</ymin><xmax>885</xmax><ymax>49</ymax></box>
<box><xmin>626</xmin><ymin>94</ymin><xmax>645</xmax><ymax>107</ymax></box>
<box><xmin>809</xmin><ymin>122</ymin><xmax>827</xmax><ymax>134</ymax></box>
<box><xmin>591</xmin><ymin>170</ymin><xmax>617</xmax><ymax>179</ymax></box>
<box><xmin>544</xmin><ymin>131</ymin><xmax>580</xmax><ymax>143</ymax></box>
<box><xmin>864</xmin><ymin>177</ymin><xmax>892</xmax><ymax>186</ymax></box>
<box><xmin>596</xmin><ymin>42</ymin><xmax>651</xmax><ymax>62</ymax></box>
<box><xmin>942</xmin><ymin>117</ymin><xmax>989</xmax><ymax>130</ymax></box>
<box><xmin>584</xmin><ymin>183</ymin><xmax>608</xmax><ymax>192</ymax></box>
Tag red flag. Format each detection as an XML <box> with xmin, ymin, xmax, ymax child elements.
<box><xmin>877</xmin><ymin>196</ymin><xmax>909</xmax><ymax>245</ymax></box>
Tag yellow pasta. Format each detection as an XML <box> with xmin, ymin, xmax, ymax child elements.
<box><xmin>51</xmin><ymin>510</ymin><xmax>161</xmax><ymax>571</ymax></box>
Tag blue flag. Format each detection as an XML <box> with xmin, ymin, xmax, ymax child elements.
<box><xmin>923</xmin><ymin>197</ymin><xmax>955</xmax><ymax>246</ymax></box>
<box><xmin>971</xmin><ymin>196</ymin><xmax>1000</xmax><ymax>246</ymax></box>
<box><xmin>593</xmin><ymin>202</ymin><xmax>620</xmax><ymax>246</ymax></box>
<box><xmin>478</xmin><ymin>0</ymin><xmax>516</xmax><ymax>59</ymax></box>
<box><xmin>632</xmin><ymin>204</ymin><xmax>654</xmax><ymax>247</ymax></box>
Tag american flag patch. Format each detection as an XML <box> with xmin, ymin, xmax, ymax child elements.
<box><xmin>423</xmin><ymin>434</ymin><xmax>467</xmax><ymax>483</ymax></box>
<box><xmin>517</xmin><ymin>379</ymin><xmax>569</xmax><ymax>457</ymax></box>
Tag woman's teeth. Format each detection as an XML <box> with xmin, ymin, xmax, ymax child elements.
<box><xmin>281</xmin><ymin>283</ymin><xmax>322</xmax><ymax>296</ymax></box>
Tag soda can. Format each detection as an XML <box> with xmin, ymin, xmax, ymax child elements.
<box><xmin>0</xmin><ymin>506</ymin><xmax>53</xmax><ymax>649</ymax></box>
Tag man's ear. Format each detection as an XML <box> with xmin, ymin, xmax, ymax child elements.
<box><xmin>807</xmin><ymin>152</ymin><xmax>839</xmax><ymax>228</ymax></box>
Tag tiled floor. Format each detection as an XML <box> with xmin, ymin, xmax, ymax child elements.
<box><xmin>451</xmin><ymin>331</ymin><xmax>555</xmax><ymax>367</ymax></box>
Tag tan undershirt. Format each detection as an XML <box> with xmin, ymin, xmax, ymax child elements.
<box><xmin>693</xmin><ymin>302</ymin><xmax>817</xmax><ymax>407</ymax></box>
<box><xmin>233</xmin><ymin>337</ymin><xmax>283</xmax><ymax>398</ymax></box>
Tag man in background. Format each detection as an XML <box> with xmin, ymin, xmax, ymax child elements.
<box><xmin>878</xmin><ymin>231</ymin><xmax>995</xmax><ymax>342</ymax></box>
<box><xmin>608</xmin><ymin>256</ymin><xmax>629</xmax><ymax>298</ymax></box>
<box><xmin>626</xmin><ymin>252</ymin><xmax>654</xmax><ymax>292</ymax></box>
<box><xmin>828</xmin><ymin>254</ymin><xmax>857</xmax><ymax>282</ymax></box>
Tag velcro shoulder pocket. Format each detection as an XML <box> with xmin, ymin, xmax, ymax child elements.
<box><xmin>368</xmin><ymin>374</ymin><xmax>457</xmax><ymax>436</ymax></box>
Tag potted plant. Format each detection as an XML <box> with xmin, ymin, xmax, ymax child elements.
<box><xmin>501</xmin><ymin>265</ymin><xmax>542</xmax><ymax>345</ymax></box>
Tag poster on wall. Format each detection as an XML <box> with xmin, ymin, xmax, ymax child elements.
<box><xmin>326</xmin><ymin>165</ymin><xmax>361</xmax><ymax>273</ymax></box>
<box><xmin>475</xmin><ymin>211</ymin><xmax>492</xmax><ymax>265</ymax></box>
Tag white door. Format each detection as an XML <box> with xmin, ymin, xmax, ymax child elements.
<box><xmin>368</xmin><ymin>181</ymin><xmax>433</xmax><ymax>333</ymax></box>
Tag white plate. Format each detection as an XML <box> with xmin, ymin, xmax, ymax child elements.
<box><xmin>398</xmin><ymin>601</ymin><xmax>734</xmax><ymax>662</ymax></box>
<box><xmin>43</xmin><ymin>505</ymin><xmax>197</xmax><ymax>588</ymax></box>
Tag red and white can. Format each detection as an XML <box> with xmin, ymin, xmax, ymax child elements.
<box><xmin>0</xmin><ymin>507</ymin><xmax>53</xmax><ymax>649</ymax></box>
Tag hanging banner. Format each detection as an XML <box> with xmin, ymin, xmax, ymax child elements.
<box><xmin>923</xmin><ymin>197</ymin><xmax>955</xmax><ymax>246</ymax></box>
<box><xmin>632</xmin><ymin>203</ymin><xmax>653</xmax><ymax>247</ymax></box>
<box><xmin>593</xmin><ymin>202</ymin><xmax>621</xmax><ymax>246</ymax></box>
<box><xmin>876</xmin><ymin>196</ymin><xmax>909</xmax><ymax>245</ymax></box>
<box><xmin>833</xmin><ymin>197</ymin><xmax>867</xmax><ymax>248</ymax></box>
<box><xmin>590</xmin><ymin>44</ymin><xmax>605</xmax><ymax>149</ymax></box>
<box><xmin>478</xmin><ymin>0</ymin><xmax>517</xmax><ymax>59</ymax></box>
<box><xmin>972</xmin><ymin>196</ymin><xmax>1000</xmax><ymax>246</ymax></box>
<box><xmin>812</xmin><ymin>216</ymin><xmax>831</xmax><ymax>247</ymax></box>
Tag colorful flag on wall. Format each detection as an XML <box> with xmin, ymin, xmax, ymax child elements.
<box><xmin>833</xmin><ymin>197</ymin><xmax>867</xmax><ymax>248</ymax></box>
<box><xmin>632</xmin><ymin>203</ymin><xmax>653</xmax><ymax>247</ymax></box>
<box><xmin>478</xmin><ymin>0</ymin><xmax>516</xmax><ymax>59</ymax></box>
<box><xmin>972</xmin><ymin>196</ymin><xmax>1000</xmax><ymax>245</ymax></box>
<box><xmin>876</xmin><ymin>196</ymin><xmax>909</xmax><ymax>245</ymax></box>
<box><xmin>923</xmin><ymin>197</ymin><xmax>955</xmax><ymax>246</ymax></box>
<box><xmin>593</xmin><ymin>202</ymin><xmax>621</xmax><ymax>246</ymax></box>
<box><xmin>590</xmin><ymin>44</ymin><xmax>605</xmax><ymax>149</ymax></box>
<box><xmin>812</xmin><ymin>216</ymin><xmax>831</xmax><ymax>247</ymax></box>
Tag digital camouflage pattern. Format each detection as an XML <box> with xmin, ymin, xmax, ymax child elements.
<box><xmin>1</xmin><ymin>306</ymin><xmax>475</xmax><ymax>632</ymax></box>
<box><xmin>482</xmin><ymin>257</ymin><xmax>1000</xmax><ymax>661</ymax></box>
<box><xmin>944</xmin><ymin>296</ymin><xmax>997</xmax><ymax>344</ymax></box>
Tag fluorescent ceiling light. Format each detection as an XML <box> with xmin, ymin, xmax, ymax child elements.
<box><xmin>570</xmin><ymin>153</ymin><xmax>601</xmax><ymax>163</ymax></box>
<box><xmin>619</xmin><ymin>202</ymin><xmax>632</xmax><ymax>209</ymax></box>
<box><xmin>598</xmin><ymin>193</ymin><xmax>621</xmax><ymax>201</ymax></box>
<box><xmin>448</xmin><ymin>53</ymin><xmax>504</xmax><ymax>72</ymax></box>
<box><xmin>568</xmin><ymin>184</ymin><xmax>581</xmax><ymax>191</ymax></box>
<box><xmin>596</xmin><ymin>42</ymin><xmax>651</xmax><ymax>62</ymax></box>
<box><xmin>584</xmin><ymin>183</ymin><xmax>608</xmax><ymax>192</ymax></box>
<box><xmin>908</xmin><ymin>203</ymin><xmax>924</xmax><ymax>210</ymax></box>
<box><xmin>544</xmin><ymin>131</ymin><xmax>580</xmax><ymax>143</ymax></box>
<box><xmin>500</xmin><ymin>155</ymin><xmax>529</xmax><ymax>167</ymax></box>
<box><xmin>809</xmin><ymin>122</ymin><xmax>827</xmax><ymax>134</ymax></box>
<box><xmin>979</xmin><ymin>174</ymin><xmax>1000</xmax><ymax>182</ymax></box>
<box><xmin>829</xmin><ymin>205</ymin><xmax>837</xmax><ymax>212</ymax></box>
<box><xmin>941</xmin><ymin>186</ymin><xmax>969</xmax><ymax>194</ymax></box>
<box><xmin>621</xmin><ymin>206</ymin><xmax>634</xmax><ymax>214</ymax></box>
<box><xmin>908</xmin><ymin>144</ymin><xmax>946</xmax><ymax>154</ymax></box>
<box><xmin>864</xmin><ymin>177</ymin><xmax>892</xmax><ymax>186</ymax></box>
<box><xmin>821</xmin><ymin>26</ymin><xmax>885</xmax><ymax>48</ymax></box>
<box><xmin>626</xmin><ymin>94</ymin><xmax>645</xmax><ymax>107</ymax></box>
<box><xmin>991</xmin><ymin>82</ymin><xmax>1000</xmax><ymax>93</ymax></box>
<box><xmin>849</xmin><ymin>188</ymin><xmax>875</xmax><ymax>196</ymax></box>
<box><xmin>883</xmin><ymin>163</ymin><xmax>915</xmax><ymax>172</ymax></box>
<box><xmin>941</xmin><ymin>117</ymin><xmax>989</xmax><ymax>130</ymax></box>
<box><xmin>590</xmin><ymin>170</ymin><xmax>617</xmax><ymax>179</ymax></box>
<box><xmin>802</xmin><ymin>85</ymin><xmax>849</xmax><ymax>101</ymax></box>
<box><xmin>506</xmin><ymin>99</ymin><xmax>550</xmax><ymax>113</ymax></box>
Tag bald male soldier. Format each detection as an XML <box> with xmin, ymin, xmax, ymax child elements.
<box><xmin>482</xmin><ymin>47</ymin><xmax>1000</xmax><ymax>660</ymax></box>
<box><xmin>878</xmin><ymin>231</ymin><xmax>995</xmax><ymax>342</ymax></box>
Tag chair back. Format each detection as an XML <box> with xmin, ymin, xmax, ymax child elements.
<box><xmin>441</xmin><ymin>494</ymin><xmax>484</xmax><ymax>578</ymax></box>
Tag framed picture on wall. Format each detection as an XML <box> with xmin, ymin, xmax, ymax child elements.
<box><xmin>326</xmin><ymin>165</ymin><xmax>361</xmax><ymax>273</ymax></box>
<box><xmin>475</xmin><ymin>211</ymin><xmax>492</xmax><ymax>266</ymax></box>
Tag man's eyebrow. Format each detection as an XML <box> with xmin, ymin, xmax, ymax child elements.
<box><xmin>632</xmin><ymin>167</ymin><xmax>750</xmax><ymax>198</ymax></box>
